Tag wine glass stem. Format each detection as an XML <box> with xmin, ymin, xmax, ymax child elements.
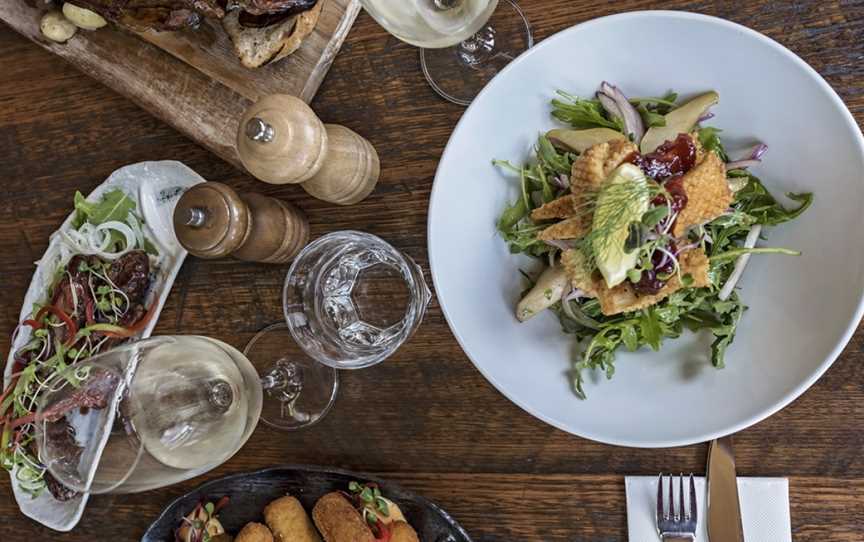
<box><xmin>457</xmin><ymin>25</ymin><xmax>511</xmax><ymax>69</ymax></box>
<box><xmin>260</xmin><ymin>360</ymin><xmax>310</xmax><ymax>422</ymax></box>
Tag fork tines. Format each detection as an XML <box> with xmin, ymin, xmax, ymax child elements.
<box><xmin>656</xmin><ymin>473</ymin><xmax>697</xmax><ymax>537</ymax></box>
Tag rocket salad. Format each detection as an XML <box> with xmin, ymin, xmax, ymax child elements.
<box><xmin>496</xmin><ymin>83</ymin><xmax>812</xmax><ymax>398</ymax></box>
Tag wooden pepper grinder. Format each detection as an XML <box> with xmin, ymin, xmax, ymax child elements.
<box><xmin>237</xmin><ymin>94</ymin><xmax>380</xmax><ymax>205</ymax></box>
<box><xmin>173</xmin><ymin>182</ymin><xmax>309</xmax><ymax>264</ymax></box>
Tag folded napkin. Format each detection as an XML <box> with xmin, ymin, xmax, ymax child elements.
<box><xmin>625</xmin><ymin>476</ymin><xmax>791</xmax><ymax>542</ymax></box>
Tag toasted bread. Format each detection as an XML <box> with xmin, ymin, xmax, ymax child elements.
<box><xmin>222</xmin><ymin>0</ymin><xmax>323</xmax><ymax>68</ymax></box>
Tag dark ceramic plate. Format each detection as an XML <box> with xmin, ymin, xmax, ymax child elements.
<box><xmin>142</xmin><ymin>465</ymin><xmax>472</xmax><ymax>542</ymax></box>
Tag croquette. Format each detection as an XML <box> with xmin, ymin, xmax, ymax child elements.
<box><xmin>264</xmin><ymin>496</ymin><xmax>321</xmax><ymax>542</ymax></box>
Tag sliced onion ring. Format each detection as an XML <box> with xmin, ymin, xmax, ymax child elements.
<box><xmin>718</xmin><ymin>224</ymin><xmax>762</xmax><ymax>301</ymax></box>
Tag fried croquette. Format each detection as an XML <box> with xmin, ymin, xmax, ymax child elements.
<box><xmin>263</xmin><ymin>495</ymin><xmax>321</xmax><ymax>542</ymax></box>
<box><xmin>235</xmin><ymin>522</ymin><xmax>274</xmax><ymax>542</ymax></box>
<box><xmin>312</xmin><ymin>492</ymin><xmax>375</xmax><ymax>542</ymax></box>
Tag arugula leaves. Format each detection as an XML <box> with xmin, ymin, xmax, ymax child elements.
<box><xmin>73</xmin><ymin>189</ymin><xmax>135</xmax><ymax>227</ymax></box>
<box><xmin>734</xmin><ymin>174</ymin><xmax>813</xmax><ymax>226</ymax></box>
<box><xmin>697</xmin><ymin>127</ymin><xmax>730</xmax><ymax>162</ymax></box>
<box><xmin>494</xmin><ymin>135</ymin><xmax>575</xmax><ymax>257</ymax></box>
<box><xmin>551</xmin><ymin>91</ymin><xmax>623</xmax><ymax>131</ymax></box>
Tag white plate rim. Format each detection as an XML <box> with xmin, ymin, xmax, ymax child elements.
<box><xmin>427</xmin><ymin>10</ymin><xmax>864</xmax><ymax>447</ymax></box>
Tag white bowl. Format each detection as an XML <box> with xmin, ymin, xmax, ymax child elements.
<box><xmin>428</xmin><ymin>11</ymin><xmax>864</xmax><ymax>447</ymax></box>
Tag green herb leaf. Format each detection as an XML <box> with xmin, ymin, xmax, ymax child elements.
<box><xmin>552</xmin><ymin>91</ymin><xmax>623</xmax><ymax>131</ymax></box>
<box><xmin>641</xmin><ymin>206</ymin><xmax>669</xmax><ymax>228</ymax></box>
<box><xmin>621</xmin><ymin>325</ymin><xmax>639</xmax><ymax>352</ymax></box>
<box><xmin>73</xmin><ymin>189</ymin><xmax>136</xmax><ymax>227</ymax></box>
<box><xmin>204</xmin><ymin>502</ymin><xmax>215</xmax><ymax>516</ymax></box>
<box><xmin>349</xmin><ymin>481</ymin><xmax>361</xmax><ymax>493</ymax></box>
<box><xmin>640</xmin><ymin>308</ymin><xmax>663</xmax><ymax>351</ymax></box>
<box><xmin>637</xmin><ymin>103</ymin><xmax>667</xmax><ymax>127</ymax></box>
<box><xmin>697</xmin><ymin>127</ymin><xmax>730</xmax><ymax>162</ymax></box>
<box><xmin>375</xmin><ymin>497</ymin><xmax>390</xmax><ymax>516</ymax></box>
<box><xmin>733</xmin><ymin>174</ymin><xmax>813</xmax><ymax>226</ymax></box>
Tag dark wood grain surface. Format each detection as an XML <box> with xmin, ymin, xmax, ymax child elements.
<box><xmin>2</xmin><ymin>1</ymin><xmax>864</xmax><ymax>540</ymax></box>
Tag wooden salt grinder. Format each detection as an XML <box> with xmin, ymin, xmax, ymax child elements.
<box><xmin>173</xmin><ymin>182</ymin><xmax>309</xmax><ymax>264</ymax></box>
<box><xmin>236</xmin><ymin>94</ymin><xmax>380</xmax><ymax>205</ymax></box>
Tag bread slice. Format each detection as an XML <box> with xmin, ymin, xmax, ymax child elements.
<box><xmin>222</xmin><ymin>0</ymin><xmax>323</xmax><ymax>68</ymax></box>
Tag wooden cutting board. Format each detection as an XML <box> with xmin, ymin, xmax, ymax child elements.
<box><xmin>0</xmin><ymin>0</ymin><xmax>360</xmax><ymax>168</ymax></box>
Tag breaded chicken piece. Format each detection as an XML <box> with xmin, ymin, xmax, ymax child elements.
<box><xmin>570</xmin><ymin>139</ymin><xmax>638</xmax><ymax>190</ymax></box>
<box><xmin>593</xmin><ymin>249</ymin><xmax>711</xmax><ymax>316</ymax></box>
<box><xmin>537</xmin><ymin>216</ymin><xmax>591</xmax><ymax>241</ymax></box>
<box><xmin>561</xmin><ymin>249</ymin><xmax>597</xmax><ymax>296</ymax></box>
<box><xmin>390</xmin><ymin>521</ymin><xmax>420</xmax><ymax>542</ymax></box>
<box><xmin>531</xmin><ymin>194</ymin><xmax>581</xmax><ymax>221</ymax></box>
<box><xmin>673</xmin><ymin>152</ymin><xmax>731</xmax><ymax>237</ymax></box>
<box><xmin>236</xmin><ymin>522</ymin><xmax>274</xmax><ymax>542</ymax></box>
<box><xmin>690</xmin><ymin>131</ymin><xmax>706</xmax><ymax>163</ymax></box>
<box><xmin>312</xmin><ymin>492</ymin><xmax>374</xmax><ymax>542</ymax></box>
<box><xmin>264</xmin><ymin>496</ymin><xmax>321</xmax><ymax>542</ymax></box>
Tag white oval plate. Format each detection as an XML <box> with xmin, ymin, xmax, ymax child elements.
<box><xmin>428</xmin><ymin>11</ymin><xmax>864</xmax><ymax>447</ymax></box>
<box><xmin>4</xmin><ymin>161</ymin><xmax>205</xmax><ymax>530</ymax></box>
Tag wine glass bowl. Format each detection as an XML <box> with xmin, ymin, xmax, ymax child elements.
<box><xmin>36</xmin><ymin>336</ymin><xmax>262</xmax><ymax>494</ymax></box>
<box><xmin>360</xmin><ymin>0</ymin><xmax>533</xmax><ymax>106</ymax></box>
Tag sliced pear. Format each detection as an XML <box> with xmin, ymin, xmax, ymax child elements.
<box><xmin>640</xmin><ymin>91</ymin><xmax>719</xmax><ymax>154</ymax></box>
<box><xmin>546</xmin><ymin>128</ymin><xmax>627</xmax><ymax>153</ymax></box>
<box><xmin>592</xmin><ymin>163</ymin><xmax>650</xmax><ymax>288</ymax></box>
<box><xmin>516</xmin><ymin>264</ymin><xmax>570</xmax><ymax>322</ymax></box>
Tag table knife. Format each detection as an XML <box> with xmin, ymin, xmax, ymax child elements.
<box><xmin>707</xmin><ymin>436</ymin><xmax>745</xmax><ymax>542</ymax></box>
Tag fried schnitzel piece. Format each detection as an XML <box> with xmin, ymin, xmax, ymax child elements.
<box><xmin>264</xmin><ymin>496</ymin><xmax>321</xmax><ymax>542</ymax></box>
<box><xmin>312</xmin><ymin>492</ymin><xmax>375</xmax><ymax>542</ymax></box>
<box><xmin>561</xmin><ymin>249</ymin><xmax>597</xmax><ymax>296</ymax></box>
<box><xmin>537</xmin><ymin>216</ymin><xmax>591</xmax><ymax>241</ymax></box>
<box><xmin>531</xmin><ymin>194</ymin><xmax>582</xmax><ymax>221</ymax></box>
<box><xmin>570</xmin><ymin>139</ymin><xmax>638</xmax><ymax>190</ymax></box>
<box><xmin>593</xmin><ymin>248</ymin><xmax>711</xmax><ymax>315</ymax></box>
<box><xmin>673</xmin><ymin>152</ymin><xmax>731</xmax><ymax>237</ymax></box>
<box><xmin>236</xmin><ymin>522</ymin><xmax>274</xmax><ymax>542</ymax></box>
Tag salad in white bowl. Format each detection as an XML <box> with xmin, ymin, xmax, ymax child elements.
<box><xmin>495</xmin><ymin>82</ymin><xmax>812</xmax><ymax>398</ymax></box>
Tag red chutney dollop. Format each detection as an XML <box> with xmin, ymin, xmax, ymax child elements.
<box><xmin>633</xmin><ymin>134</ymin><xmax>697</xmax><ymax>181</ymax></box>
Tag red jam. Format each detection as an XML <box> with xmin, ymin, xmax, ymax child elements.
<box><xmin>633</xmin><ymin>134</ymin><xmax>697</xmax><ymax>181</ymax></box>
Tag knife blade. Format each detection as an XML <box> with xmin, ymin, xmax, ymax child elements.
<box><xmin>707</xmin><ymin>436</ymin><xmax>745</xmax><ymax>542</ymax></box>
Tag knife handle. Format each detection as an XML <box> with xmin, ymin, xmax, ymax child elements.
<box><xmin>661</xmin><ymin>537</ymin><xmax>695</xmax><ymax>542</ymax></box>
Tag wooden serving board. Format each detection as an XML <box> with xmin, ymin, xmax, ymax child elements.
<box><xmin>0</xmin><ymin>0</ymin><xmax>360</xmax><ymax>168</ymax></box>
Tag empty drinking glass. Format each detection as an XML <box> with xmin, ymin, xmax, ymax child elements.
<box><xmin>245</xmin><ymin>231</ymin><xmax>431</xmax><ymax>429</ymax></box>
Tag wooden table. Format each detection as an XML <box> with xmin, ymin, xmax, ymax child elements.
<box><xmin>1</xmin><ymin>2</ymin><xmax>863</xmax><ymax>540</ymax></box>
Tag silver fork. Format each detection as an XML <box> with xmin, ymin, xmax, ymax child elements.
<box><xmin>656</xmin><ymin>473</ymin><xmax>698</xmax><ymax>541</ymax></box>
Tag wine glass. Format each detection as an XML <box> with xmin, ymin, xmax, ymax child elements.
<box><xmin>360</xmin><ymin>0</ymin><xmax>533</xmax><ymax>106</ymax></box>
<box><xmin>36</xmin><ymin>336</ymin><xmax>262</xmax><ymax>493</ymax></box>
<box><xmin>35</xmin><ymin>335</ymin><xmax>339</xmax><ymax>494</ymax></box>
<box><xmin>244</xmin><ymin>230</ymin><xmax>431</xmax><ymax>430</ymax></box>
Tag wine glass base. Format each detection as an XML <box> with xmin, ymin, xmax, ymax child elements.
<box><xmin>245</xmin><ymin>323</ymin><xmax>338</xmax><ymax>430</ymax></box>
<box><xmin>420</xmin><ymin>0</ymin><xmax>533</xmax><ymax>106</ymax></box>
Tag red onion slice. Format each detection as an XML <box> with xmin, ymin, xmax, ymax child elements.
<box><xmin>597</xmin><ymin>91</ymin><xmax>622</xmax><ymax>119</ymax></box>
<box><xmin>726</xmin><ymin>143</ymin><xmax>768</xmax><ymax>170</ymax></box>
<box><xmin>599</xmin><ymin>82</ymin><xmax>645</xmax><ymax>146</ymax></box>
<box><xmin>698</xmin><ymin>111</ymin><xmax>715</xmax><ymax>123</ymax></box>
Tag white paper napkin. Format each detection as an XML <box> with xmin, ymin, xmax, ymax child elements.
<box><xmin>625</xmin><ymin>476</ymin><xmax>791</xmax><ymax>542</ymax></box>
